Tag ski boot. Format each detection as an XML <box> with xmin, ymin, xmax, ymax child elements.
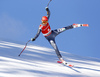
<box><xmin>57</xmin><ymin>58</ymin><xmax>73</xmax><ymax>67</ymax></box>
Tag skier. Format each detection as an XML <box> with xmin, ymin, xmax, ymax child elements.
<box><xmin>31</xmin><ymin>7</ymin><xmax>89</xmax><ymax>65</ymax></box>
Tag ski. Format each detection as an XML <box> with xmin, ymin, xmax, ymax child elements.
<box><xmin>57</xmin><ymin>61</ymin><xmax>74</xmax><ymax>67</ymax></box>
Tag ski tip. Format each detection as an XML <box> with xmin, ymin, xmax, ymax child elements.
<box><xmin>82</xmin><ymin>24</ymin><xmax>89</xmax><ymax>27</ymax></box>
<box><xmin>68</xmin><ymin>64</ymin><xmax>74</xmax><ymax>67</ymax></box>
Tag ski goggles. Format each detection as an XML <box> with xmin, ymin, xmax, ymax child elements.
<box><xmin>42</xmin><ymin>21</ymin><xmax>48</xmax><ymax>24</ymax></box>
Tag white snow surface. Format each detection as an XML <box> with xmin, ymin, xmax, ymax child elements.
<box><xmin>0</xmin><ymin>40</ymin><xmax>100</xmax><ymax>77</ymax></box>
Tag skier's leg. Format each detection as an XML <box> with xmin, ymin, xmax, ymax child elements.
<box><xmin>53</xmin><ymin>25</ymin><xmax>73</xmax><ymax>36</ymax></box>
<box><xmin>49</xmin><ymin>39</ymin><xmax>62</xmax><ymax>59</ymax></box>
<box><xmin>46</xmin><ymin>32</ymin><xmax>71</xmax><ymax>65</ymax></box>
<box><xmin>49</xmin><ymin>39</ymin><xmax>67</xmax><ymax>64</ymax></box>
<box><xmin>53</xmin><ymin>24</ymin><xmax>89</xmax><ymax>36</ymax></box>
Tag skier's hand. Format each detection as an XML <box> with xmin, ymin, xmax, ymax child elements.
<box><xmin>31</xmin><ymin>38</ymin><xmax>35</xmax><ymax>41</ymax></box>
<box><xmin>45</xmin><ymin>7</ymin><xmax>49</xmax><ymax>11</ymax></box>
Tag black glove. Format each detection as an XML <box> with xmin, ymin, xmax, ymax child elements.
<box><xmin>45</xmin><ymin>7</ymin><xmax>49</xmax><ymax>11</ymax></box>
<box><xmin>31</xmin><ymin>38</ymin><xmax>35</xmax><ymax>41</ymax></box>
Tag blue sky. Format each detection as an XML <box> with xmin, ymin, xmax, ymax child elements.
<box><xmin>0</xmin><ymin>0</ymin><xmax>100</xmax><ymax>59</ymax></box>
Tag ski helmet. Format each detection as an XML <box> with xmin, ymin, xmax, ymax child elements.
<box><xmin>41</xmin><ymin>16</ymin><xmax>48</xmax><ymax>21</ymax></box>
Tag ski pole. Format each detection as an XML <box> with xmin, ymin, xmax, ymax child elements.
<box><xmin>47</xmin><ymin>0</ymin><xmax>52</xmax><ymax>7</ymax></box>
<box><xmin>18</xmin><ymin>40</ymin><xmax>31</xmax><ymax>56</ymax></box>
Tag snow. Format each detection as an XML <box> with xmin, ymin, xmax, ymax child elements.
<box><xmin>0</xmin><ymin>40</ymin><xmax>100</xmax><ymax>77</ymax></box>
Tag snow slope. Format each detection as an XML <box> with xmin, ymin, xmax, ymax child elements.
<box><xmin>0</xmin><ymin>40</ymin><xmax>100</xmax><ymax>77</ymax></box>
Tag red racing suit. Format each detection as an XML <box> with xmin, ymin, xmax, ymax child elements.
<box><xmin>39</xmin><ymin>23</ymin><xmax>51</xmax><ymax>37</ymax></box>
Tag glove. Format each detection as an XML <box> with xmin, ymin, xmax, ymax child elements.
<box><xmin>45</xmin><ymin>7</ymin><xmax>49</xmax><ymax>11</ymax></box>
<box><xmin>31</xmin><ymin>38</ymin><xmax>35</xmax><ymax>41</ymax></box>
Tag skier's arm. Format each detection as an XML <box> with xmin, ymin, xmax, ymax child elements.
<box><xmin>45</xmin><ymin>7</ymin><xmax>50</xmax><ymax>20</ymax></box>
<box><xmin>31</xmin><ymin>27</ymin><xmax>41</xmax><ymax>41</ymax></box>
